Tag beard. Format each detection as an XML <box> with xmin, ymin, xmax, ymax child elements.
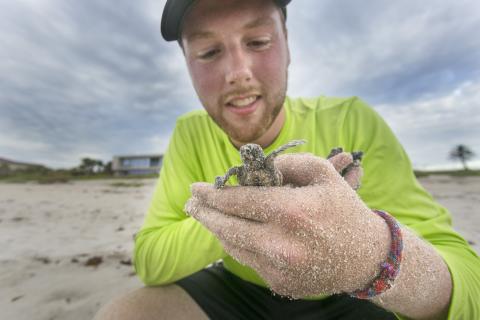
<box><xmin>208</xmin><ymin>76</ymin><xmax>288</xmax><ymax>145</ymax></box>
<box><xmin>221</xmin><ymin>92</ymin><xmax>285</xmax><ymax>143</ymax></box>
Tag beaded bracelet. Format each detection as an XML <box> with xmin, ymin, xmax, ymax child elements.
<box><xmin>349</xmin><ymin>209</ymin><xmax>403</xmax><ymax>299</ymax></box>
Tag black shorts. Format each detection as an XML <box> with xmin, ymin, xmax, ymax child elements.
<box><xmin>176</xmin><ymin>262</ymin><xmax>398</xmax><ymax>320</ymax></box>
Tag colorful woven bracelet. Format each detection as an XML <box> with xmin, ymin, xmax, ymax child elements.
<box><xmin>349</xmin><ymin>209</ymin><xmax>403</xmax><ymax>299</ymax></box>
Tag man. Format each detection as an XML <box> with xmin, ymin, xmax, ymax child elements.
<box><xmin>95</xmin><ymin>0</ymin><xmax>480</xmax><ymax>319</ymax></box>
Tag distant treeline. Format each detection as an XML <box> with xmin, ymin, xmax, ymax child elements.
<box><xmin>414</xmin><ymin>169</ymin><xmax>480</xmax><ymax>178</ymax></box>
<box><xmin>1</xmin><ymin>144</ymin><xmax>477</xmax><ymax>184</ymax></box>
<box><xmin>0</xmin><ymin>158</ymin><xmax>152</xmax><ymax>183</ymax></box>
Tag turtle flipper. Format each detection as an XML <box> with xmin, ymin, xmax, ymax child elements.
<box><xmin>351</xmin><ymin>151</ymin><xmax>363</xmax><ymax>162</ymax></box>
<box><xmin>214</xmin><ymin>166</ymin><xmax>240</xmax><ymax>189</ymax></box>
<box><xmin>265</xmin><ymin>139</ymin><xmax>306</xmax><ymax>164</ymax></box>
<box><xmin>327</xmin><ymin>147</ymin><xmax>343</xmax><ymax>159</ymax></box>
<box><xmin>327</xmin><ymin>147</ymin><xmax>363</xmax><ymax>163</ymax></box>
<box><xmin>326</xmin><ymin>148</ymin><xmax>364</xmax><ymax>181</ymax></box>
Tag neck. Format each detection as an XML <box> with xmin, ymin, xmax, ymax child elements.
<box><xmin>231</xmin><ymin>107</ymin><xmax>285</xmax><ymax>149</ymax></box>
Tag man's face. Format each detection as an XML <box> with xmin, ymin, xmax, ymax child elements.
<box><xmin>181</xmin><ymin>0</ymin><xmax>290</xmax><ymax>146</ymax></box>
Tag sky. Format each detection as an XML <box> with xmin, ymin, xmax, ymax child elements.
<box><xmin>1</xmin><ymin>0</ymin><xmax>479</xmax><ymax>170</ymax></box>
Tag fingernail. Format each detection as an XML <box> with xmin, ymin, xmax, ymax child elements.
<box><xmin>184</xmin><ymin>197</ymin><xmax>198</xmax><ymax>217</ymax></box>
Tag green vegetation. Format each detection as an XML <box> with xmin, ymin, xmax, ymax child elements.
<box><xmin>2</xmin><ymin>149</ymin><xmax>478</xmax><ymax>184</ymax></box>
<box><xmin>449</xmin><ymin>145</ymin><xmax>476</xmax><ymax>171</ymax></box>
<box><xmin>2</xmin><ymin>166</ymin><xmax>478</xmax><ymax>184</ymax></box>
<box><xmin>415</xmin><ymin>144</ymin><xmax>478</xmax><ymax>178</ymax></box>
<box><xmin>0</xmin><ymin>157</ymin><xmax>158</xmax><ymax>184</ymax></box>
<box><xmin>0</xmin><ymin>170</ymin><xmax>158</xmax><ymax>184</ymax></box>
<box><xmin>109</xmin><ymin>181</ymin><xmax>145</xmax><ymax>188</ymax></box>
<box><xmin>1</xmin><ymin>171</ymin><xmax>71</xmax><ymax>184</ymax></box>
<box><xmin>414</xmin><ymin>169</ymin><xmax>480</xmax><ymax>178</ymax></box>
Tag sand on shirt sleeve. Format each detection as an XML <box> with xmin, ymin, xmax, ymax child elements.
<box><xmin>133</xmin><ymin>119</ymin><xmax>226</xmax><ymax>286</ymax></box>
<box><xmin>339</xmin><ymin>97</ymin><xmax>480</xmax><ymax>319</ymax></box>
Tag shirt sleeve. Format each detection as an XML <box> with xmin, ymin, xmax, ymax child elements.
<box><xmin>133</xmin><ymin>119</ymin><xmax>226</xmax><ymax>285</ymax></box>
<box><xmin>340</xmin><ymin>98</ymin><xmax>480</xmax><ymax>319</ymax></box>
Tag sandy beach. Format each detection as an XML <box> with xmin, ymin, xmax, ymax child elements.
<box><xmin>1</xmin><ymin>176</ymin><xmax>479</xmax><ymax>320</ymax></box>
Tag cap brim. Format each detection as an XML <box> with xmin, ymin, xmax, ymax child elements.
<box><xmin>161</xmin><ymin>0</ymin><xmax>292</xmax><ymax>42</ymax></box>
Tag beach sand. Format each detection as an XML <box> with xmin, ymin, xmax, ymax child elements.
<box><xmin>1</xmin><ymin>176</ymin><xmax>479</xmax><ymax>319</ymax></box>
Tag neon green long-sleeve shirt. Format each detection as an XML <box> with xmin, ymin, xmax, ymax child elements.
<box><xmin>134</xmin><ymin>96</ymin><xmax>480</xmax><ymax>319</ymax></box>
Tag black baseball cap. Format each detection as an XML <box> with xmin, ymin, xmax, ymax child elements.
<box><xmin>161</xmin><ymin>0</ymin><xmax>292</xmax><ymax>42</ymax></box>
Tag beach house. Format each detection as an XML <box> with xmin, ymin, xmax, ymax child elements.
<box><xmin>112</xmin><ymin>154</ymin><xmax>163</xmax><ymax>176</ymax></box>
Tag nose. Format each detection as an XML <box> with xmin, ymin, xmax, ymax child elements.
<box><xmin>224</xmin><ymin>46</ymin><xmax>252</xmax><ymax>86</ymax></box>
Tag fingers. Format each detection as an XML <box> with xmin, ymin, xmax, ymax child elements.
<box><xmin>276</xmin><ymin>152</ymin><xmax>362</xmax><ymax>190</ymax></box>
<box><xmin>222</xmin><ymin>244</ymin><xmax>289</xmax><ymax>290</ymax></box>
<box><xmin>343</xmin><ymin>165</ymin><xmax>363</xmax><ymax>190</ymax></box>
<box><xmin>275</xmin><ymin>153</ymin><xmax>339</xmax><ymax>186</ymax></box>
<box><xmin>222</xmin><ymin>233</ymin><xmax>307</xmax><ymax>272</ymax></box>
<box><xmin>187</xmin><ymin>197</ymin><xmax>305</xmax><ymax>267</ymax></box>
<box><xmin>222</xmin><ymin>242</ymin><xmax>312</xmax><ymax>298</ymax></box>
<box><xmin>186</xmin><ymin>197</ymin><xmax>263</xmax><ymax>243</ymax></box>
<box><xmin>190</xmin><ymin>182</ymin><xmax>296</xmax><ymax>223</ymax></box>
<box><xmin>328</xmin><ymin>152</ymin><xmax>354</xmax><ymax>173</ymax></box>
<box><xmin>328</xmin><ymin>152</ymin><xmax>364</xmax><ymax>190</ymax></box>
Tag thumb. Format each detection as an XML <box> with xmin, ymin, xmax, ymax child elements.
<box><xmin>275</xmin><ymin>153</ymin><xmax>337</xmax><ymax>186</ymax></box>
<box><xmin>328</xmin><ymin>151</ymin><xmax>364</xmax><ymax>190</ymax></box>
<box><xmin>328</xmin><ymin>152</ymin><xmax>354</xmax><ymax>173</ymax></box>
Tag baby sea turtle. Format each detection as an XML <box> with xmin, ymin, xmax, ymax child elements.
<box><xmin>214</xmin><ymin>141</ymin><xmax>364</xmax><ymax>189</ymax></box>
<box><xmin>327</xmin><ymin>147</ymin><xmax>363</xmax><ymax>177</ymax></box>
<box><xmin>214</xmin><ymin>140</ymin><xmax>306</xmax><ymax>188</ymax></box>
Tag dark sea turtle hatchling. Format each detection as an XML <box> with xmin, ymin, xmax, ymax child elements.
<box><xmin>214</xmin><ymin>140</ymin><xmax>306</xmax><ymax>188</ymax></box>
<box><xmin>214</xmin><ymin>141</ymin><xmax>364</xmax><ymax>189</ymax></box>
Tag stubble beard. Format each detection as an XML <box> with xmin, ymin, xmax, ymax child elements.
<box><xmin>225</xmin><ymin>92</ymin><xmax>285</xmax><ymax>144</ymax></box>
<box><xmin>212</xmin><ymin>74</ymin><xmax>288</xmax><ymax>144</ymax></box>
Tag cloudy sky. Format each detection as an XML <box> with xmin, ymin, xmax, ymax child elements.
<box><xmin>1</xmin><ymin>0</ymin><xmax>479</xmax><ymax>170</ymax></box>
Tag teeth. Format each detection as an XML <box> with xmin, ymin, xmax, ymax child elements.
<box><xmin>229</xmin><ymin>96</ymin><xmax>257</xmax><ymax>107</ymax></box>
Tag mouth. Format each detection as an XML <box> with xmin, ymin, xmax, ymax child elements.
<box><xmin>225</xmin><ymin>95</ymin><xmax>261</xmax><ymax>116</ymax></box>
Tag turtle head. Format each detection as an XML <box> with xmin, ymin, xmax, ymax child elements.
<box><xmin>240</xmin><ymin>143</ymin><xmax>265</xmax><ymax>165</ymax></box>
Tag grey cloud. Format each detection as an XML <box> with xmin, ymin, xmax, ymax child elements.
<box><xmin>0</xmin><ymin>0</ymin><xmax>479</xmax><ymax>169</ymax></box>
<box><xmin>377</xmin><ymin>81</ymin><xmax>480</xmax><ymax>168</ymax></box>
<box><xmin>287</xmin><ymin>0</ymin><xmax>480</xmax><ymax>104</ymax></box>
<box><xmin>0</xmin><ymin>0</ymin><xmax>196</xmax><ymax>167</ymax></box>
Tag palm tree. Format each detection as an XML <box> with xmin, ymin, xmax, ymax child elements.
<box><xmin>449</xmin><ymin>145</ymin><xmax>475</xmax><ymax>170</ymax></box>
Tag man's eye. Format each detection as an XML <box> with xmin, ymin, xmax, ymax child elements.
<box><xmin>248</xmin><ymin>39</ymin><xmax>271</xmax><ymax>49</ymax></box>
<box><xmin>198</xmin><ymin>49</ymin><xmax>220</xmax><ymax>60</ymax></box>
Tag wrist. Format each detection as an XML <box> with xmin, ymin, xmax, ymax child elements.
<box><xmin>349</xmin><ymin>210</ymin><xmax>403</xmax><ymax>299</ymax></box>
